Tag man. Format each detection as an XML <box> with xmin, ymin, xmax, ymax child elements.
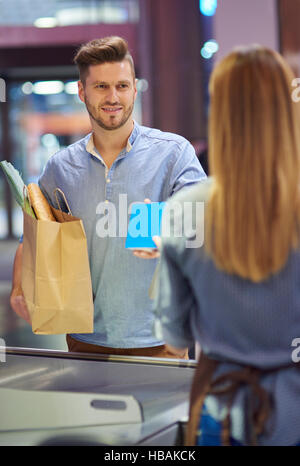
<box><xmin>10</xmin><ymin>36</ymin><xmax>206</xmax><ymax>358</ymax></box>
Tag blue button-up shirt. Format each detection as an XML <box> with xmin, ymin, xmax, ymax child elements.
<box><xmin>38</xmin><ymin>121</ymin><xmax>206</xmax><ymax>348</ymax></box>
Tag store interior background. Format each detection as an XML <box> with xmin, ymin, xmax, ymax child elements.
<box><xmin>0</xmin><ymin>0</ymin><xmax>297</xmax><ymax>350</ymax></box>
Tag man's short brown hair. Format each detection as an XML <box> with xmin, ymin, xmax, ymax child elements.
<box><xmin>74</xmin><ymin>36</ymin><xmax>135</xmax><ymax>83</ymax></box>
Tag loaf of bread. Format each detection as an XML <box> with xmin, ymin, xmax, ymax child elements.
<box><xmin>27</xmin><ymin>183</ymin><xmax>56</xmax><ymax>221</ymax></box>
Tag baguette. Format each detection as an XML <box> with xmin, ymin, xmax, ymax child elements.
<box><xmin>27</xmin><ymin>183</ymin><xmax>56</xmax><ymax>221</ymax></box>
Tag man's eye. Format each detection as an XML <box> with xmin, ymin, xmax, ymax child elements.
<box><xmin>96</xmin><ymin>84</ymin><xmax>106</xmax><ymax>89</ymax></box>
<box><xmin>118</xmin><ymin>84</ymin><xmax>129</xmax><ymax>89</ymax></box>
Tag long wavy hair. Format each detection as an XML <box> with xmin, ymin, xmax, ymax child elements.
<box><xmin>205</xmin><ymin>45</ymin><xmax>300</xmax><ymax>282</ymax></box>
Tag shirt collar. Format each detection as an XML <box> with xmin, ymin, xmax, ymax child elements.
<box><xmin>86</xmin><ymin>121</ymin><xmax>139</xmax><ymax>159</ymax></box>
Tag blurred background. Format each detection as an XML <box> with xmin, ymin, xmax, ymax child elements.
<box><xmin>0</xmin><ymin>0</ymin><xmax>298</xmax><ymax>350</ymax></box>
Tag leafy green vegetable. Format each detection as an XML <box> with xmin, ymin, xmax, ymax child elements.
<box><xmin>0</xmin><ymin>160</ymin><xmax>36</xmax><ymax>218</ymax></box>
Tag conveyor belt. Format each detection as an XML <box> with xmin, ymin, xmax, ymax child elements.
<box><xmin>0</xmin><ymin>347</ymin><xmax>196</xmax><ymax>446</ymax></box>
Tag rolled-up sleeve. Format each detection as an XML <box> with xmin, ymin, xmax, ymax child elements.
<box><xmin>169</xmin><ymin>141</ymin><xmax>206</xmax><ymax>197</ymax></box>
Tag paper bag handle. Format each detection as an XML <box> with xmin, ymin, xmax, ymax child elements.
<box><xmin>53</xmin><ymin>188</ymin><xmax>72</xmax><ymax>215</ymax></box>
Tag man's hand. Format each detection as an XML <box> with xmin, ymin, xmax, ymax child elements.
<box><xmin>133</xmin><ymin>235</ymin><xmax>161</xmax><ymax>259</ymax></box>
<box><xmin>133</xmin><ymin>250</ymin><xmax>160</xmax><ymax>259</ymax></box>
<box><xmin>165</xmin><ymin>343</ymin><xmax>189</xmax><ymax>359</ymax></box>
<box><xmin>10</xmin><ymin>286</ymin><xmax>31</xmax><ymax>324</ymax></box>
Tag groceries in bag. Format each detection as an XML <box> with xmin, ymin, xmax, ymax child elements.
<box><xmin>0</xmin><ymin>160</ymin><xmax>94</xmax><ymax>335</ymax></box>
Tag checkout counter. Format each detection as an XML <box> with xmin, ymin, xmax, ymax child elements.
<box><xmin>0</xmin><ymin>347</ymin><xmax>196</xmax><ymax>446</ymax></box>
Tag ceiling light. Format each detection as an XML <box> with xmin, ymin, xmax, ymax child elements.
<box><xmin>22</xmin><ymin>82</ymin><xmax>33</xmax><ymax>95</ymax></box>
<box><xmin>199</xmin><ymin>0</ymin><xmax>218</xmax><ymax>17</ymax></box>
<box><xmin>33</xmin><ymin>81</ymin><xmax>64</xmax><ymax>95</ymax></box>
<box><xmin>201</xmin><ymin>48</ymin><xmax>213</xmax><ymax>59</ymax></box>
<box><xmin>204</xmin><ymin>40</ymin><xmax>219</xmax><ymax>54</ymax></box>
<box><xmin>34</xmin><ymin>17</ymin><xmax>58</xmax><ymax>28</ymax></box>
<box><xmin>64</xmin><ymin>81</ymin><xmax>78</xmax><ymax>95</ymax></box>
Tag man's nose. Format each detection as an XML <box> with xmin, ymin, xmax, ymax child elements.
<box><xmin>106</xmin><ymin>86</ymin><xmax>119</xmax><ymax>103</ymax></box>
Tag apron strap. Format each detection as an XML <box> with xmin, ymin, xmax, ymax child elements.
<box><xmin>210</xmin><ymin>366</ymin><xmax>272</xmax><ymax>446</ymax></box>
<box><xmin>185</xmin><ymin>351</ymin><xmax>219</xmax><ymax>446</ymax></box>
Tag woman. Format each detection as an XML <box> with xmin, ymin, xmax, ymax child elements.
<box><xmin>154</xmin><ymin>45</ymin><xmax>300</xmax><ymax>446</ymax></box>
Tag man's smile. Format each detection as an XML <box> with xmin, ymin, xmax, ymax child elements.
<box><xmin>101</xmin><ymin>106</ymin><xmax>123</xmax><ymax>113</ymax></box>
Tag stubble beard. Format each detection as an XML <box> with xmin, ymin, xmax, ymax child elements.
<box><xmin>84</xmin><ymin>96</ymin><xmax>134</xmax><ymax>131</ymax></box>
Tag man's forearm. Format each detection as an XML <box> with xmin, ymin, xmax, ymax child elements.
<box><xmin>11</xmin><ymin>243</ymin><xmax>23</xmax><ymax>293</ymax></box>
<box><xmin>10</xmin><ymin>243</ymin><xmax>31</xmax><ymax>323</ymax></box>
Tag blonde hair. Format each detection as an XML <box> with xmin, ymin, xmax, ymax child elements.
<box><xmin>205</xmin><ymin>45</ymin><xmax>300</xmax><ymax>282</ymax></box>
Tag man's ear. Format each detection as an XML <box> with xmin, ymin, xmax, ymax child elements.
<box><xmin>134</xmin><ymin>78</ymin><xmax>138</xmax><ymax>100</ymax></box>
<box><xmin>78</xmin><ymin>80</ymin><xmax>85</xmax><ymax>103</ymax></box>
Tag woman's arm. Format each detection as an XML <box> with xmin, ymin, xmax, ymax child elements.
<box><xmin>154</xmin><ymin>239</ymin><xmax>196</xmax><ymax>351</ymax></box>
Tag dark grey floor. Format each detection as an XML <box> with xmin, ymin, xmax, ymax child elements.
<box><xmin>0</xmin><ymin>239</ymin><xmax>67</xmax><ymax>351</ymax></box>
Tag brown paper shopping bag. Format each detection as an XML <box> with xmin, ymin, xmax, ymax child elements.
<box><xmin>21</xmin><ymin>188</ymin><xmax>94</xmax><ymax>335</ymax></box>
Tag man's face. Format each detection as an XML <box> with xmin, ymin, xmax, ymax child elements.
<box><xmin>78</xmin><ymin>60</ymin><xmax>137</xmax><ymax>131</ymax></box>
